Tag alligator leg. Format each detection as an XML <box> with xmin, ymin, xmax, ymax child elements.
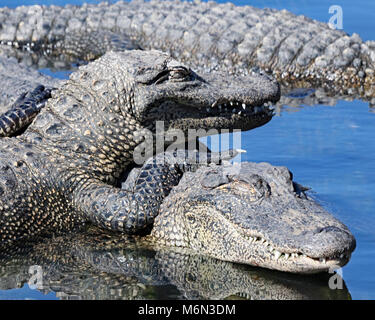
<box><xmin>74</xmin><ymin>149</ymin><xmax>239</xmax><ymax>234</ymax></box>
<box><xmin>0</xmin><ymin>85</ymin><xmax>53</xmax><ymax>137</ymax></box>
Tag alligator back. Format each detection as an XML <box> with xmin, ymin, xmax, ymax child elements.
<box><xmin>0</xmin><ymin>137</ymin><xmax>86</xmax><ymax>249</ymax></box>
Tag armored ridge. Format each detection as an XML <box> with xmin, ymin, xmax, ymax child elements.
<box><xmin>0</xmin><ymin>50</ymin><xmax>278</xmax><ymax>248</ymax></box>
<box><xmin>0</xmin><ymin>0</ymin><xmax>374</xmax><ymax>98</ymax></box>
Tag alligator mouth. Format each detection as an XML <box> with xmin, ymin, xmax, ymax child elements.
<box><xmin>143</xmin><ymin>99</ymin><xmax>275</xmax><ymax>129</ymax></box>
<box><xmin>202</xmin><ymin>100</ymin><xmax>275</xmax><ymax>118</ymax></box>
<box><xmin>240</xmin><ymin>232</ymin><xmax>352</xmax><ymax>272</ymax></box>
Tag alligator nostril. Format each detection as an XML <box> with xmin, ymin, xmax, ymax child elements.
<box><xmin>316</xmin><ymin>226</ymin><xmax>342</xmax><ymax>234</ymax></box>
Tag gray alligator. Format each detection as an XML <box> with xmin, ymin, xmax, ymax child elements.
<box><xmin>0</xmin><ymin>226</ymin><xmax>351</xmax><ymax>300</ymax></box>
<box><xmin>121</xmin><ymin>161</ymin><xmax>355</xmax><ymax>274</ymax></box>
<box><xmin>0</xmin><ymin>1</ymin><xmax>356</xmax><ymax>276</ymax></box>
<box><xmin>0</xmin><ymin>0</ymin><xmax>374</xmax><ymax>100</ymax></box>
<box><xmin>0</xmin><ymin>49</ymin><xmax>279</xmax><ymax>250</ymax></box>
<box><xmin>0</xmin><ymin>160</ymin><xmax>354</xmax><ymax>296</ymax></box>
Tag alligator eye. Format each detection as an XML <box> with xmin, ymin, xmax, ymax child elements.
<box><xmin>151</xmin><ymin>67</ymin><xmax>190</xmax><ymax>85</ymax></box>
<box><xmin>153</xmin><ymin>70</ymin><xmax>170</xmax><ymax>85</ymax></box>
<box><xmin>169</xmin><ymin>67</ymin><xmax>191</xmax><ymax>81</ymax></box>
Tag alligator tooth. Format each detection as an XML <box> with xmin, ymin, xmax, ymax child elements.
<box><xmin>340</xmin><ymin>253</ymin><xmax>344</xmax><ymax>259</ymax></box>
<box><xmin>242</xmin><ymin>103</ymin><xmax>246</xmax><ymax>110</ymax></box>
<box><xmin>232</xmin><ymin>108</ymin><xmax>236</xmax><ymax>113</ymax></box>
<box><xmin>284</xmin><ymin>253</ymin><xmax>290</xmax><ymax>260</ymax></box>
<box><xmin>274</xmin><ymin>251</ymin><xmax>281</xmax><ymax>260</ymax></box>
<box><xmin>238</xmin><ymin>111</ymin><xmax>242</xmax><ymax>115</ymax></box>
<box><xmin>230</xmin><ymin>102</ymin><xmax>233</xmax><ymax>106</ymax></box>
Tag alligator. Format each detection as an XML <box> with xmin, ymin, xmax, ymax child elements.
<box><xmin>0</xmin><ymin>0</ymin><xmax>374</xmax><ymax>100</ymax></box>
<box><xmin>119</xmin><ymin>161</ymin><xmax>355</xmax><ymax>274</ymax></box>
<box><xmin>0</xmin><ymin>226</ymin><xmax>351</xmax><ymax>300</ymax></box>
<box><xmin>0</xmin><ymin>49</ymin><xmax>279</xmax><ymax>249</ymax></box>
<box><xmin>0</xmin><ymin>1</ymin><xmax>356</xmax><ymax>276</ymax></box>
<box><xmin>0</xmin><ymin>160</ymin><xmax>355</xmax><ymax>298</ymax></box>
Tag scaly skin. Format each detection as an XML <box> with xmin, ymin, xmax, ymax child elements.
<box><xmin>0</xmin><ymin>0</ymin><xmax>374</xmax><ymax>98</ymax></box>
<box><xmin>0</xmin><ymin>50</ymin><xmax>279</xmax><ymax>248</ymax></box>
<box><xmin>0</xmin><ymin>227</ymin><xmax>351</xmax><ymax>299</ymax></box>
<box><xmin>0</xmin><ymin>85</ymin><xmax>53</xmax><ymax>137</ymax></box>
<box><xmin>131</xmin><ymin>161</ymin><xmax>355</xmax><ymax>274</ymax></box>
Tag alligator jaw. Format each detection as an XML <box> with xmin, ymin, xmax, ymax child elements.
<box><xmin>208</xmin><ymin>99</ymin><xmax>275</xmax><ymax>116</ymax></box>
<box><xmin>145</xmin><ymin>99</ymin><xmax>275</xmax><ymax>130</ymax></box>
<box><xmin>239</xmin><ymin>232</ymin><xmax>353</xmax><ymax>274</ymax></box>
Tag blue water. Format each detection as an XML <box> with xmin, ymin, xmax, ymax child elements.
<box><xmin>0</xmin><ymin>0</ymin><xmax>374</xmax><ymax>300</ymax></box>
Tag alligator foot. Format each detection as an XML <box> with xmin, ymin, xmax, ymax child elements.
<box><xmin>0</xmin><ymin>85</ymin><xmax>53</xmax><ymax>137</ymax></box>
<box><xmin>74</xmin><ymin>149</ymin><xmax>239</xmax><ymax>234</ymax></box>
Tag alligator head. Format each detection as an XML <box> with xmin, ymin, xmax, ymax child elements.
<box><xmin>144</xmin><ymin>162</ymin><xmax>356</xmax><ymax>274</ymax></box>
<box><xmin>71</xmin><ymin>50</ymin><xmax>280</xmax><ymax>139</ymax></box>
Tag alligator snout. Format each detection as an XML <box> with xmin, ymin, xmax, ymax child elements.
<box><xmin>298</xmin><ymin>224</ymin><xmax>356</xmax><ymax>261</ymax></box>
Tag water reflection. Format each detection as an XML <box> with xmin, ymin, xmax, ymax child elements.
<box><xmin>0</xmin><ymin>227</ymin><xmax>351</xmax><ymax>300</ymax></box>
<box><xmin>277</xmin><ymin>86</ymin><xmax>375</xmax><ymax>115</ymax></box>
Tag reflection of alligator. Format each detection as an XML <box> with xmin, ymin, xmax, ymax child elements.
<box><xmin>0</xmin><ymin>222</ymin><xmax>351</xmax><ymax>300</ymax></box>
<box><xmin>277</xmin><ymin>87</ymin><xmax>375</xmax><ymax>115</ymax></box>
<box><xmin>0</xmin><ymin>50</ymin><xmax>279</xmax><ymax>249</ymax></box>
<box><xmin>0</xmin><ymin>0</ymin><xmax>374</xmax><ymax>99</ymax></box>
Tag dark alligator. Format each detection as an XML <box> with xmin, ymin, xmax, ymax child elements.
<box><xmin>0</xmin><ymin>49</ymin><xmax>279</xmax><ymax>249</ymax></box>
<box><xmin>0</xmin><ymin>226</ymin><xmax>351</xmax><ymax>300</ymax></box>
<box><xmin>0</xmin><ymin>0</ymin><xmax>374</xmax><ymax>100</ymax></box>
